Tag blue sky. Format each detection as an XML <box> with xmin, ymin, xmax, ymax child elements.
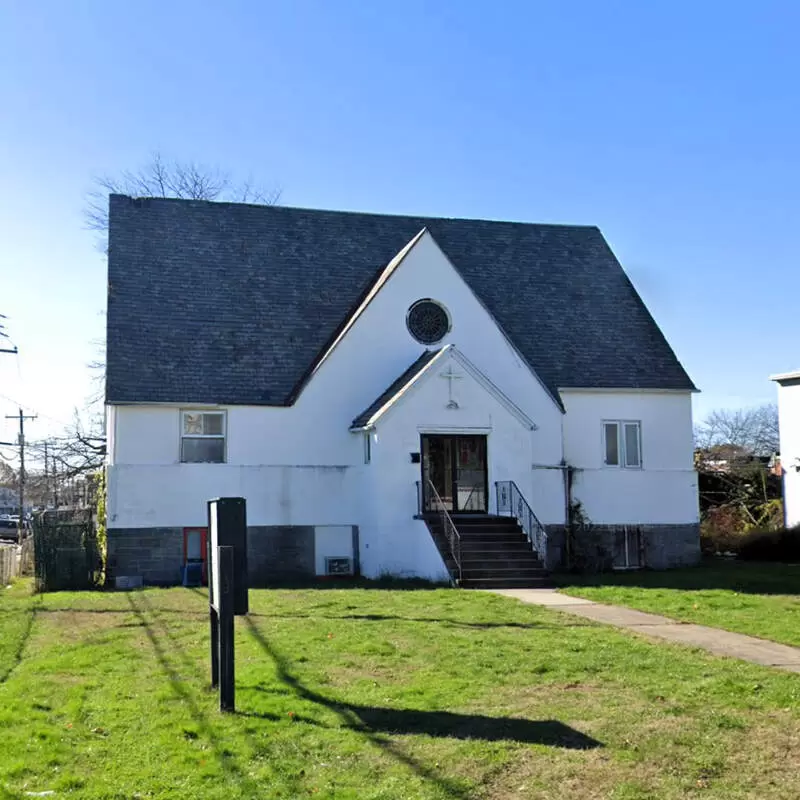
<box><xmin>1</xmin><ymin>0</ymin><xmax>798</xmax><ymax>444</ymax></box>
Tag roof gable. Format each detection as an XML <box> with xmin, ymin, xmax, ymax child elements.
<box><xmin>106</xmin><ymin>196</ymin><xmax>696</xmax><ymax>406</ymax></box>
<box><xmin>287</xmin><ymin>227</ymin><xmax>427</xmax><ymax>403</ymax></box>
<box><xmin>350</xmin><ymin>345</ymin><xmax>536</xmax><ymax>431</ymax></box>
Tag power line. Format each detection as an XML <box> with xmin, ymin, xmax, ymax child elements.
<box><xmin>0</xmin><ymin>314</ymin><xmax>17</xmax><ymax>354</ymax></box>
<box><xmin>0</xmin><ymin>391</ymin><xmax>74</xmax><ymax>430</ymax></box>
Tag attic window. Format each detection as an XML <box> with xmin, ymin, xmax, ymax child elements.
<box><xmin>406</xmin><ymin>299</ymin><xmax>450</xmax><ymax>345</ymax></box>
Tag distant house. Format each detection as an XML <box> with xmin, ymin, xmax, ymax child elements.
<box><xmin>105</xmin><ymin>195</ymin><xmax>701</xmax><ymax>586</ymax></box>
<box><xmin>0</xmin><ymin>486</ymin><xmax>18</xmax><ymax>515</ymax></box>
<box><xmin>695</xmin><ymin>444</ymin><xmax>776</xmax><ymax>474</ymax></box>
<box><xmin>771</xmin><ymin>371</ymin><xmax>800</xmax><ymax>527</ymax></box>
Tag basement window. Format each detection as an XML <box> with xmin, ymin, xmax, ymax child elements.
<box><xmin>181</xmin><ymin>411</ymin><xmax>226</xmax><ymax>463</ymax></box>
<box><xmin>603</xmin><ymin>421</ymin><xmax>641</xmax><ymax>468</ymax></box>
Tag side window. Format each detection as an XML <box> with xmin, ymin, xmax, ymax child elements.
<box><xmin>603</xmin><ymin>420</ymin><xmax>642</xmax><ymax>469</ymax></box>
<box><xmin>624</xmin><ymin>422</ymin><xmax>641</xmax><ymax>468</ymax></box>
<box><xmin>603</xmin><ymin>422</ymin><xmax>620</xmax><ymax>466</ymax></box>
<box><xmin>181</xmin><ymin>411</ymin><xmax>226</xmax><ymax>463</ymax></box>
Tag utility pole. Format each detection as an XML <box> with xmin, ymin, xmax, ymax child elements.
<box><xmin>4</xmin><ymin>409</ymin><xmax>36</xmax><ymax>539</ymax></box>
<box><xmin>43</xmin><ymin>441</ymin><xmax>49</xmax><ymax>509</ymax></box>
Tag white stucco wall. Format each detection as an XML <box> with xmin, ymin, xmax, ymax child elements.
<box><xmin>107</xmin><ymin>463</ymin><xmax>363</xmax><ymax>528</ymax></box>
<box><xmin>561</xmin><ymin>390</ymin><xmax>698</xmax><ymax>525</ymax></box>
<box><xmin>314</xmin><ymin>526</ymin><xmax>355</xmax><ymax>575</ymax></box>
<box><xmin>775</xmin><ymin>378</ymin><xmax>800</xmax><ymax>527</ymax></box>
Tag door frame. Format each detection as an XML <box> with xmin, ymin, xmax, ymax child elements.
<box><xmin>420</xmin><ymin>433</ymin><xmax>489</xmax><ymax>514</ymax></box>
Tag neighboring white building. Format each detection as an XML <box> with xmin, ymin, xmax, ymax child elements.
<box><xmin>105</xmin><ymin>195</ymin><xmax>700</xmax><ymax>586</ymax></box>
<box><xmin>771</xmin><ymin>371</ymin><xmax>800</xmax><ymax>528</ymax></box>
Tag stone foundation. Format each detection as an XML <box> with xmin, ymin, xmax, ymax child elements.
<box><xmin>106</xmin><ymin>525</ymin><xmax>352</xmax><ymax>586</ymax></box>
<box><xmin>106</xmin><ymin>527</ymin><xmax>184</xmax><ymax>585</ymax></box>
<box><xmin>543</xmin><ymin>523</ymin><xmax>700</xmax><ymax>573</ymax></box>
<box><xmin>641</xmin><ymin>524</ymin><xmax>701</xmax><ymax>570</ymax></box>
<box><xmin>247</xmin><ymin>526</ymin><xmax>315</xmax><ymax>584</ymax></box>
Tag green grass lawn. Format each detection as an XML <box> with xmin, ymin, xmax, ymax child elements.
<box><xmin>1</xmin><ymin>579</ymin><xmax>799</xmax><ymax>800</ymax></box>
<box><xmin>556</xmin><ymin>560</ymin><xmax>800</xmax><ymax>648</ymax></box>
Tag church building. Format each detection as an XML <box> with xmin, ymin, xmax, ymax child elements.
<box><xmin>104</xmin><ymin>195</ymin><xmax>700</xmax><ymax>587</ymax></box>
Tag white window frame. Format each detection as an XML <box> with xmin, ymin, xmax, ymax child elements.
<box><xmin>602</xmin><ymin>420</ymin><xmax>642</xmax><ymax>469</ymax></box>
<box><xmin>180</xmin><ymin>410</ymin><xmax>227</xmax><ymax>464</ymax></box>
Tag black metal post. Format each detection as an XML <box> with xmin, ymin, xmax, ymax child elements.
<box><xmin>218</xmin><ymin>545</ymin><xmax>235</xmax><ymax>713</ymax></box>
<box><xmin>210</xmin><ymin>605</ymin><xmax>220</xmax><ymax>688</ymax></box>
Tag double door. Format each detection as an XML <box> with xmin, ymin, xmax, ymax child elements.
<box><xmin>421</xmin><ymin>435</ymin><xmax>487</xmax><ymax>513</ymax></box>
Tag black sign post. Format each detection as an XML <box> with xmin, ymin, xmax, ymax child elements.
<box><xmin>207</xmin><ymin>497</ymin><xmax>249</xmax><ymax>713</ymax></box>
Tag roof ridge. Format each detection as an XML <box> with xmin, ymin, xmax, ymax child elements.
<box><xmin>109</xmin><ymin>193</ymin><xmax>599</xmax><ymax>230</ymax></box>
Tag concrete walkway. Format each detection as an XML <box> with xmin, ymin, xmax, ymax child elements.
<box><xmin>492</xmin><ymin>588</ymin><xmax>800</xmax><ymax>674</ymax></box>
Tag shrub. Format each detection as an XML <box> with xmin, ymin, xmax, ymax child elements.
<box><xmin>700</xmin><ymin>506</ymin><xmax>748</xmax><ymax>555</ymax></box>
<box><xmin>737</xmin><ymin>526</ymin><xmax>800</xmax><ymax>562</ymax></box>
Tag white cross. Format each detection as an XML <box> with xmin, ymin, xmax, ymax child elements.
<box><xmin>440</xmin><ymin>365</ymin><xmax>462</xmax><ymax>408</ymax></box>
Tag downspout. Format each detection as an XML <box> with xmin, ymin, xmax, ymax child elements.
<box><xmin>563</xmin><ymin>463</ymin><xmax>572</xmax><ymax>569</ymax></box>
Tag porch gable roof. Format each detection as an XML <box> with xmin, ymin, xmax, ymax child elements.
<box><xmin>350</xmin><ymin>345</ymin><xmax>536</xmax><ymax>432</ymax></box>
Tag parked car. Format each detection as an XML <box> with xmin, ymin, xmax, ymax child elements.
<box><xmin>0</xmin><ymin>518</ymin><xmax>19</xmax><ymax>541</ymax></box>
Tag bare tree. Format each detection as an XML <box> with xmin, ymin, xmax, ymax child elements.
<box><xmin>85</xmin><ymin>151</ymin><xmax>281</xmax><ymax>239</ymax></box>
<box><xmin>695</xmin><ymin>404</ymin><xmax>780</xmax><ymax>457</ymax></box>
<box><xmin>47</xmin><ymin>412</ymin><xmax>107</xmax><ymax>480</ymax></box>
<box><xmin>67</xmin><ymin>154</ymin><xmax>282</xmax><ymax>484</ymax></box>
<box><xmin>0</xmin><ymin>460</ymin><xmax>16</xmax><ymax>489</ymax></box>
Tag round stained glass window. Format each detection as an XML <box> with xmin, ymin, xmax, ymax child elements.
<box><xmin>406</xmin><ymin>299</ymin><xmax>450</xmax><ymax>345</ymax></box>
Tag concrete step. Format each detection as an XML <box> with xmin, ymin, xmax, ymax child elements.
<box><xmin>427</xmin><ymin>518</ymin><xmax>523</xmax><ymax>530</ymax></box>
<box><xmin>461</xmin><ymin>565</ymin><xmax>547</xmax><ymax>578</ymax></box>
<box><xmin>422</xmin><ymin>514</ymin><xmax>549</xmax><ymax>590</ymax></box>
<box><xmin>460</xmin><ymin>576</ymin><xmax>553</xmax><ymax>589</ymax></box>
<box><xmin>461</xmin><ymin>551</ymin><xmax>543</xmax><ymax>572</ymax></box>
<box><xmin>431</xmin><ymin>530</ymin><xmax>528</xmax><ymax>540</ymax></box>
<box><xmin>425</xmin><ymin>514</ymin><xmax>521</xmax><ymax>528</ymax></box>
<box><xmin>435</xmin><ymin>542</ymin><xmax>537</xmax><ymax>558</ymax></box>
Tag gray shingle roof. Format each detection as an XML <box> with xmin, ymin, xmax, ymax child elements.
<box><xmin>106</xmin><ymin>195</ymin><xmax>696</xmax><ymax>406</ymax></box>
<box><xmin>351</xmin><ymin>348</ymin><xmax>447</xmax><ymax>429</ymax></box>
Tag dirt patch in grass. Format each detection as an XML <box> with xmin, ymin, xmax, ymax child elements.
<box><xmin>481</xmin><ymin>747</ymin><xmax>665</xmax><ymax>800</ymax></box>
<box><xmin>35</xmin><ymin>609</ymin><xmax>128</xmax><ymax>634</ymax></box>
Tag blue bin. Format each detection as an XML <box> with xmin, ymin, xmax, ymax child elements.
<box><xmin>182</xmin><ymin>562</ymin><xmax>203</xmax><ymax>587</ymax></box>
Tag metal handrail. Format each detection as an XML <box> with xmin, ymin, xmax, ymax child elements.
<box><xmin>495</xmin><ymin>480</ymin><xmax>547</xmax><ymax>559</ymax></box>
<box><xmin>459</xmin><ymin>482</ymin><xmax>483</xmax><ymax>512</ymax></box>
<box><xmin>419</xmin><ymin>478</ymin><xmax>462</xmax><ymax>583</ymax></box>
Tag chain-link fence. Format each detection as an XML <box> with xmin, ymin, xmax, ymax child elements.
<box><xmin>32</xmin><ymin>509</ymin><xmax>103</xmax><ymax>592</ymax></box>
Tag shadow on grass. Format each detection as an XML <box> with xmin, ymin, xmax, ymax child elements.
<box><xmin>193</xmin><ymin>577</ymin><xmax>449</xmax><ymax>591</ymax></box>
<box><xmin>33</xmin><ymin>606</ymin><xmax>592</xmax><ymax>633</ymax></box>
<box><xmin>116</xmin><ymin>590</ymin><xmax>600</xmax><ymax>799</ymax></box>
<box><xmin>247</xmin><ymin>610</ymin><xmax>592</xmax><ymax>631</ymax></box>
<box><xmin>553</xmin><ymin>558</ymin><xmax>800</xmax><ymax>596</ymax></box>
<box><xmin>346</xmin><ymin>707</ymin><xmax>600</xmax><ymax>746</ymax></box>
<box><xmin>242</xmin><ymin>616</ymin><xmax>601</xmax><ymax>798</ymax></box>
<box><xmin>125</xmin><ymin>593</ymin><xmax>291</xmax><ymax>798</ymax></box>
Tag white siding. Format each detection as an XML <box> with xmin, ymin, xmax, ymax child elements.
<box><xmin>775</xmin><ymin>380</ymin><xmax>800</xmax><ymax>527</ymax></box>
<box><xmin>561</xmin><ymin>390</ymin><xmax>698</xmax><ymax>525</ymax></box>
